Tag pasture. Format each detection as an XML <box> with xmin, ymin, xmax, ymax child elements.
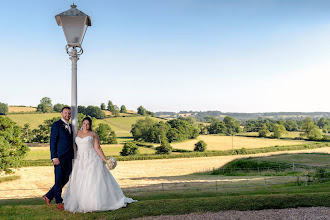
<box><xmin>7</xmin><ymin>113</ymin><xmax>59</xmax><ymax>129</ymax></box>
<box><xmin>169</xmin><ymin>135</ymin><xmax>312</xmax><ymax>151</ymax></box>
<box><xmin>238</xmin><ymin>131</ymin><xmax>303</xmax><ymax>138</ymax></box>
<box><xmin>8</xmin><ymin>106</ymin><xmax>37</xmax><ymax>113</ymax></box>
<box><xmin>25</xmin><ymin>144</ymin><xmax>156</xmax><ymax>160</ymax></box>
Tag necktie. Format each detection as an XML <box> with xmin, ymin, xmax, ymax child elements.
<box><xmin>67</xmin><ymin>123</ymin><xmax>71</xmax><ymax>134</ymax></box>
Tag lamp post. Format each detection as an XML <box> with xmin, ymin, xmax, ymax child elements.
<box><xmin>55</xmin><ymin>4</ymin><xmax>91</xmax><ymax>158</ymax></box>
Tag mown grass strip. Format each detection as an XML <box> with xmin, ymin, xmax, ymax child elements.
<box><xmin>22</xmin><ymin>143</ymin><xmax>329</xmax><ymax>166</ymax></box>
<box><xmin>0</xmin><ymin>192</ymin><xmax>329</xmax><ymax>219</ymax></box>
<box><xmin>0</xmin><ymin>175</ymin><xmax>20</xmax><ymax>183</ymax></box>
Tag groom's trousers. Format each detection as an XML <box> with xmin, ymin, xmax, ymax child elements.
<box><xmin>45</xmin><ymin>159</ymin><xmax>72</xmax><ymax>204</ymax></box>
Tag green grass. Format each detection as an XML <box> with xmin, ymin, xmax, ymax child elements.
<box><xmin>0</xmin><ymin>181</ymin><xmax>329</xmax><ymax>219</ymax></box>
<box><xmin>25</xmin><ymin>145</ymin><xmax>156</xmax><ymax>160</ymax></box>
<box><xmin>246</xmin><ymin>153</ymin><xmax>330</xmax><ymax>167</ymax></box>
<box><xmin>0</xmin><ymin>175</ymin><xmax>20</xmax><ymax>183</ymax></box>
<box><xmin>204</xmin><ymin>153</ymin><xmax>330</xmax><ymax>177</ymax></box>
<box><xmin>23</xmin><ymin>143</ymin><xmax>330</xmax><ymax>166</ymax></box>
<box><xmin>6</xmin><ymin>113</ymin><xmax>59</xmax><ymax>129</ymax></box>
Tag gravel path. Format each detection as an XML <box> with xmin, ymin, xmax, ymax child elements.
<box><xmin>135</xmin><ymin>207</ymin><xmax>330</xmax><ymax>220</ymax></box>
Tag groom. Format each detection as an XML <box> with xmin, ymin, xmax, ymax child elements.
<box><xmin>43</xmin><ymin>106</ymin><xmax>74</xmax><ymax>210</ymax></box>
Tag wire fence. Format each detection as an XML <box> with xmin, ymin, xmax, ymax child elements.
<box><xmin>0</xmin><ymin>170</ymin><xmax>329</xmax><ymax>200</ymax></box>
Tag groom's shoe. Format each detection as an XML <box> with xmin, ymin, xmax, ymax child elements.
<box><xmin>56</xmin><ymin>203</ymin><xmax>64</xmax><ymax>210</ymax></box>
<box><xmin>42</xmin><ymin>195</ymin><xmax>52</xmax><ymax>206</ymax></box>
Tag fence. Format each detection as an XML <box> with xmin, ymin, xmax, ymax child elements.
<box><xmin>0</xmin><ymin>171</ymin><xmax>328</xmax><ymax>200</ymax></box>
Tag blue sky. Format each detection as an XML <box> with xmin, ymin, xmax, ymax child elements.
<box><xmin>1</xmin><ymin>0</ymin><xmax>330</xmax><ymax>113</ymax></box>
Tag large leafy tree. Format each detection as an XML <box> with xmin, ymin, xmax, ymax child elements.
<box><xmin>258</xmin><ymin>124</ymin><xmax>270</xmax><ymax>137</ymax></box>
<box><xmin>32</xmin><ymin>117</ymin><xmax>61</xmax><ymax>143</ymax></box>
<box><xmin>95</xmin><ymin>123</ymin><xmax>117</xmax><ymax>144</ymax></box>
<box><xmin>120</xmin><ymin>105</ymin><xmax>127</xmax><ymax>113</ymax></box>
<box><xmin>107</xmin><ymin>100</ymin><xmax>114</xmax><ymax>111</ymax></box>
<box><xmin>0</xmin><ymin>117</ymin><xmax>29</xmax><ymax>173</ymax></box>
<box><xmin>37</xmin><ymin>97</ymin><xmax>53</xmax><ymax>113</ymax></box>
<box><xmin>0</xmin><ymin>103</ymin><xmax>8</xmax><ymax>115</ymax></box>
<box><xmin>271</xmin><ymin>124</ymin><xmax>288</xmax><ymax>138</ymax></box>
<box><xmin>86</xmin><ymin>106</ymin><xmax>105</xmax><ymax>119</ymax></box>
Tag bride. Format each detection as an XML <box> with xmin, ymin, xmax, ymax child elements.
<box><xmin>63</xmin><ymin>117</ymin><xmax>136</xmax><ymax>213</ymax></box>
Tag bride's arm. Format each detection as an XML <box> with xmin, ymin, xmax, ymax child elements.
<box><xmin>93</xmin><ymin>133</ymin><xmax>107</xmax><ymax>162</ymax></box>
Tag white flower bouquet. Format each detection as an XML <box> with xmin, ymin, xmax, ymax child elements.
<box><xmin>105</xmin><ymin>157</ymin><xmax>117</xmax><ymax>170</ymax></box>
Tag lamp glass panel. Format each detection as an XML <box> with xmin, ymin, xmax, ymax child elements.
<box><xmin>61</xmin><ymin>16</ymin><xmax>87</xmax><ymax>46</ymax></box>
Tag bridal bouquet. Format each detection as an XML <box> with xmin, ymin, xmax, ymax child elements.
<box><xmin>105</xmin><ymin>157</ymin><xmax>117</xmax><ymax>170</ymax></box>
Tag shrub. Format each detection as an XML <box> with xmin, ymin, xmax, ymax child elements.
<box><xmin>0</xmin><ymin>117</ymin><xmax>29</xmax><ymax>173</ymax></box>
<box><xmin>194</xmin><ymin>140</ymin><xmax>207</xmax><ymax>152</ymax></box>
<box><xmin>120</xmin><ymin>142</ymin><xmax>139</xmax><ymax>156</ymax></box>
<box><xmin>155</xmin><ymin>142</ymin><xmax>173</xmax><ymax>155</ymax></box>
<box><xmin>0</xmin><ymin>103</ymin><xmax>8</xmax><ymax>115</ymax></box>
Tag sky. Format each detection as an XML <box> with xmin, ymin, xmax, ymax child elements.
<box><xmin>1</xmin><ymin>0</ymin><xmax>330</xmax><ymax>113</ymax></box>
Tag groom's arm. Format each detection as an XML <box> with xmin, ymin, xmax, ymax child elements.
<box><xmin>50</xmin><ymin>122</ymin><xmax>59</xmax><ymax>160</ymax></box>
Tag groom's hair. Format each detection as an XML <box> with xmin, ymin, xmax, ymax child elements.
<box><xmin>61</xmin><ymin>106</ymin><xmax>71</xmax><ymax>112</ymax></box>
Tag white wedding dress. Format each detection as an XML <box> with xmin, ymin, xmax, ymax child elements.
<box><xmin>63</xmin><ymin>136</ymin><xmax>136</xmax><ymax>213</ymax></box>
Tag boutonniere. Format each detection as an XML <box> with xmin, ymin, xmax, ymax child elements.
<box><xmin>63</xmin><ymin>123</ymin><xmax>69</xmax><ymax>130</ymax></box>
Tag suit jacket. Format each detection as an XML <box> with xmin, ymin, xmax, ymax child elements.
<box><xmin>50</xmin><ymin>119</ymin><xmax>74</xmax><ymax>161</ymax></box>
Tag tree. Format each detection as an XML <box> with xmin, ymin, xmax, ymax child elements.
<box><xmin>307</xmin><ymin>127</ymin><xmax>323</xmax><ymax>140</ymax></box>
<box><xmin>207</xmin><ymin>119</ymin><xmax>226</xmax><ymax>134</ymax></box>
<box><xmin>120</xmin><ymin>142</ymin><xmax>139</xmax><ymax>156</ymax></box>
<box><xmin>21</xmin><ymin>123</ymin><xmax>32</xmax><ymax>143</ymax></box>
<box><xmin>258</xmin><ymin>124</ymin><xmax>270</xmax><ymax>137</ymax></box>
<box><xmin>120</xmin><ymin>105</ymin><xmax>127</xmax><ymax>113</ymax></box>
<box><xmin>86</xmin><ymin>106</ymin><xmax>105</xmax><ymax>119</ymax></box>
<box><xmin>137</xmin><ymin>106</ymin><xmax>147</xmax><ymax>116</ymax></box>
<box><xmin>0</xmin><ymin>103</ymin><xmax>8</xmax><ymax>115</ymax></box>
<box><xmin>107</xmin><ymin>100</ymin><xmax>114</xmax><ymax>111</ymax></box>
<box><xmin>32</xmin><ymin>117</ymin><xmax>61</xmax><ymax>143</ymax></box>
<box><xmin>100</xmin><ymin>103</ymin><xmax>106</xmax><ymax>110</ymax></box>
<box><xmin>78</xmin><ymin>105</ymin><xmax>87</xmax><ymax>115</ymax></box>
<box><xmin>111</xmin><ymin>105</ymin><xmax>120</xmax><ymax>117</ymax></box>
<box><xmin>301</xmin><ymin>118</ymin><xmax>322</xmax><ymax>140</ymax></box>
<box><xmin>194</xmin><ymin>140</ymin><xmax>207</xmax><ymax>152</ymax></box>
<box><xmin>0</xmin><ymin>117</ymin><xmax>29</xmax><ymax>172</ymax></box>
<box><xmin>223</xmin><ymin>116</ymin><xmax>241</xmax><ymax>135</ymax></box>
<box><xmin>37</xmin><ymin>97</ymin><xmax>53</xmax><ymax>113</ymax></box>
<box><xmin>95</xmin><ymin>123</ymin><xmax>117</xmax><ymax>144</ymax></box>
<box><xmin>271</xmin><ymin>124</ymin><xmax>287</xmax><ymax>138</ymax></box>
<box><xmin>155</xmin><ymin>142</ymin><xmax>173</xmax><ymax>154</ymax></box>
<box><xmin>53</xmin><ymin>103</ymin><xmax>68</xmax><ymax>113</ymax></box>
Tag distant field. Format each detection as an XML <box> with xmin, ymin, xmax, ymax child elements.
<box><xmin>96</xmin><ymin>116</ymin><xmax>165</xmax><ymax>132</ymax></box>
<box><xmin>8</xmin><ymin>106</ymin><xmax>37</xmax><ymax>113</ymax></box>
<box><xmin>238</xmin><ymin>132</ymin><xmax>303</xmax><ymax>138</ymax></box>
<box><xmin>26</xmin><ymin>144</ymin><xmax>155</xmax><ymax>160</ymax></box>
<box><xmin>170</xmin><ymin>135</ymin><xmax>314</xmax><ymax>151</ymax></box>
<box><xmin>247</xmin><ymin>153</ymin><xmax>330</xmax><ymax>167</ymax></box>
<box><xmin>6</xmin><ymin>113</ymin><xmax>59</xmax><ymax>129</ymax></box>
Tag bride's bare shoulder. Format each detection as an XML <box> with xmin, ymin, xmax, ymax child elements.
<box><xmin>90</xmin><ymin>131</ymin><xmax>98</xmax><ymax>138</ymax></box>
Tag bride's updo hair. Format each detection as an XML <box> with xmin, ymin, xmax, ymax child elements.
<box><xmin>82</xmin><ymin>117</ymin><xmax>93</xmax><ymax>131</ymax></box>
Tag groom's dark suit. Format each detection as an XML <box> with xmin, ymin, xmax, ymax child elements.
<box><xmin>45</xmin><ymin>119</ymin><xmax>74</xmax><ymax>204</ymax></box>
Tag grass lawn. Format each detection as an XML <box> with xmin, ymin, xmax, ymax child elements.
<box><xmin>6</xmin><ymin>113</ymin><xmax>59</xmax><ymax>129</ymax></box>
<box><xmin>25</xmin><ymin>145</ymin><xmax>155</xmax><ymax>160</ymax></box>
<box><xmin>0</xmin><ymin>182</ymin><xmax>329</xmax><ymax>219</ymax></box>
<box><xmin>246</xmin><ymin>153</ymin><xmax>330</xmax><ymax>167</ymax></box>
<box><xmin>170</xmin><ymin>135</ymin><xmax>313</xmax><ymax>151</ymax></box>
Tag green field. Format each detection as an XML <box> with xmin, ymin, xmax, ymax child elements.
<box><xmin>26</xmin><ymin>145</ymin><xmax>156</xmax><ymax>160</ymax></box>
<box><xmin>0</xmin><ymin>183</ymin><xmax>329</xmax><ymax>219</ymax></box>
<box><xmin>238</xmin><ymin>132</ymin><xmax>303</xmax><ymax>138</ymax></box>
<box><xmin>7</xmin><ymin>113</ymin><xmax>59</xmax><ymax>129</ymax></box>
<box><xmin>246</xmin><ymin>153</ymin><xmax>330</xmax><ymax>167</ymax></box>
